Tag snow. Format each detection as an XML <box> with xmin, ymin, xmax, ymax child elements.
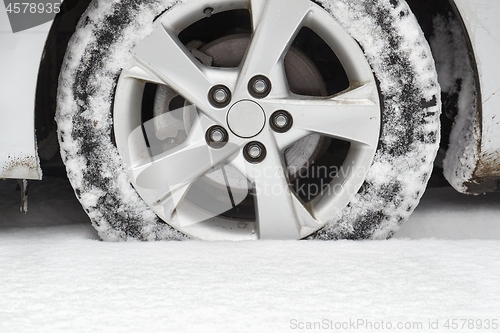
<box><xmin>1</xmin><ymin>177</ymin><xmax>500</xmax><ymax>332</ymax></box>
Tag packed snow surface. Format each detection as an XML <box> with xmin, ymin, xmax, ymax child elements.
<box><xmin>1</xmin><ymin>177</ymin><xmax>500</xmax><ymax>332</ymax></box>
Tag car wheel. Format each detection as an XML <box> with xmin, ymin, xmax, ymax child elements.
<box><xmin>56</xmin><ymin>0</ymin><xmax>440</xmax><ymax>241</ymax></box>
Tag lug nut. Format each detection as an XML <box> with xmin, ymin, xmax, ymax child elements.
<box><xmin>209</xmin><ymin>85</ymin><xmax>231</xmax><ymax>107</ymax></box>
<box><xmin>253</xmin><ymin>80</ymin><xmax>268</xmax><ymax>94</ymax></box>
<box><xmin>210</xmin><ymin>129</ymin><xmax>225</xmax><ymax>142</ymax></box>
<box><xmin>270</xmin><ymin>110</ymin><xmax>293</xmax><ymax>133</ymax></box>
<box><xmin>244</xmin><ymin>142</ymin><xmax>266</xmax><ymax>163</ymax></box>
<box><xmin>275</xmin><ymin>114</ymin><xmax>288</xmax><ymax>128</ymax></box>
<box><xmin>206</xmin><ymin>126</ymin><xmax>228</xmax><ymax>148</ymax></box>
<box><xmin>248</xmin><ymin>145</ymin><xmax>262</xmax><ymax>159</ymax></box>
<box><xmin>248</xmin><ymin>75</ymin><xmax>271</xmax><ymax>98</ymax></box>
<box><xmin>214</xmin><ymin>89</ymin><xmax>228</xmax><ymax>103</ymax></box>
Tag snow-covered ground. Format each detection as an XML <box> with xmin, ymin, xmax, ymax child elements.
<box><xmin>1</xmin><ymin>177</ymin><xmax>500</xmax><ymax>332</ymax></box>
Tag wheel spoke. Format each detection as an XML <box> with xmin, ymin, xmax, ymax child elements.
<box><xmin>249</xmin><ymin>0</ymin><xmax>266</xmax><ymax>30</ymax></box>
<box><xmin>157</xmin><ymin>183</ymin><xmax>192</xmax><ymax>223</ymax></box>
<box><xmin>133</xmin><ymin>145</ymin><xmax>240</xmax><ymax>193</ymax></box>
<box><xmin>131</xmin><ymin>111</ymin><xmax>240</xmax><ymax>193</ymax></box>
<box><xmin>236</xmin><ymin>0</ymin><xmax>312</xmax><ymax>97</ymax></box>
<box><xmin>262</xmin><ymin>83</ymin><xmax>380</xmax><ymax>149</ymax></box>
<box><xmin>132</xmin><ymin>24</ymin><xmax>214</xmax><ymax>113</ymax></box>
<box><xmin>231</xmin><ymin>132</ymin><xmax>320</xmax><ymax>239</ymax></box>
<box><xmin>120</xmin><ymin>65</ymin><xmax>165</xmax><ymax>85</ymax></box>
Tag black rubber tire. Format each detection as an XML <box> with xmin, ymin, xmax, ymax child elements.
<box><xmin>56</xmin><ymin>0</ymin><xmax>440</xmax><ymax>241</ymax></box>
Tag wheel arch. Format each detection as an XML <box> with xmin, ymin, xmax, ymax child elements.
<box><xmin>405</xmin><ymin>0</ymin><xmax>488</xmax><ymax>193</ymax></box>
<box><xmin>34</xmin><ymin>0</ymin><xmax>92</xmax><ymax>162</ymax></box>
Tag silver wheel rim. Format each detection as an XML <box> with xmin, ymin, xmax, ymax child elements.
<box><xmin>113</xmin><ymin>0</ymin><xmax>380</xmax><ymax>240</ymax></box>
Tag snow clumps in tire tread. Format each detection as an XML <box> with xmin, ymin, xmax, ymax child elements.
<box><xmin>57</xmin><ymin>0</ymin><xmax>440</xmax><ymax>241</ymax></box>
<box><xmin>309</xmin><ymin>0</ymin><xmax>441</xmax><ymax>240</ymax></box>
<box><xmin>57</xmin><ymin>0</ymin><xmax>187</xmax><ymax>241</ymax></box>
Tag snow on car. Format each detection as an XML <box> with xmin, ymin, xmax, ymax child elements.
<box><xmin>0</xmin><ymin>0</ymin><xmax>499</xmax><ymax>241</ymax></box>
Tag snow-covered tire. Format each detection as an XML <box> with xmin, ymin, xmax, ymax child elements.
<box><xmin>56</xmin><ymin>0</ymin><xmax>440</xmax><ymax>241</ymax></box>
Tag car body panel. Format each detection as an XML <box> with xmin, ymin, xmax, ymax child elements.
<box><xmin>452</xmin><ymin>0</ymin><xmax>500</xmax><ymax>191</ymax></box>
<box><xmin>0</xmin><ymin>8</ymin><xmax>48</xmax><ymax>179</ymax></box>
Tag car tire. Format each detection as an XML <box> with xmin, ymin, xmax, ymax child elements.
<box><xmin>56</xmin><ymin>0</ymin><xmax>440</xmax><ymax>241</ymax></box>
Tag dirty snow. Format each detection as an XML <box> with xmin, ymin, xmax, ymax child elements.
<box><xmin>1</xmin><ymin>177</ymin><xmax>500</xmax><ymax>332</ymax></box>
<box><xmin>431</xmin><ymin>14</ymin><xmax>480</xmax><ymax>193</ymax></box>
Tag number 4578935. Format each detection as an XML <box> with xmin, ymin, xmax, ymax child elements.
<box><xmin>6</xmin><ymin>2</ymin><xmax>61</xmax><ymax>14</ymax></box>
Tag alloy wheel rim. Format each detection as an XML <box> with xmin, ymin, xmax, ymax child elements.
<box><xmin>113</xmin><ymin>0</ymin><xmax>381</xmax><ymax>240</ymax></box>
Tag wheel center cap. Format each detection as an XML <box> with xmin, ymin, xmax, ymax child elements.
<box><xmin>227</xmin><ymin>100</ymin><xmax>266</xmax><ymax>138</ymax></box>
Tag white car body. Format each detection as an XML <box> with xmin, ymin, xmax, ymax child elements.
<box><xmin>453</xmin><ymin>0</ymin><xmax>500</xmax><ymax>191</ymax></box>
<box><xmin>0</xmin><ymin>9</ymin><xmax>49</xmax><ymax>180</ymax></box>
<box><xmin>0</xmin><ymin>0</ymin><xmax>499</xmax><ymax>192</ymax></box>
